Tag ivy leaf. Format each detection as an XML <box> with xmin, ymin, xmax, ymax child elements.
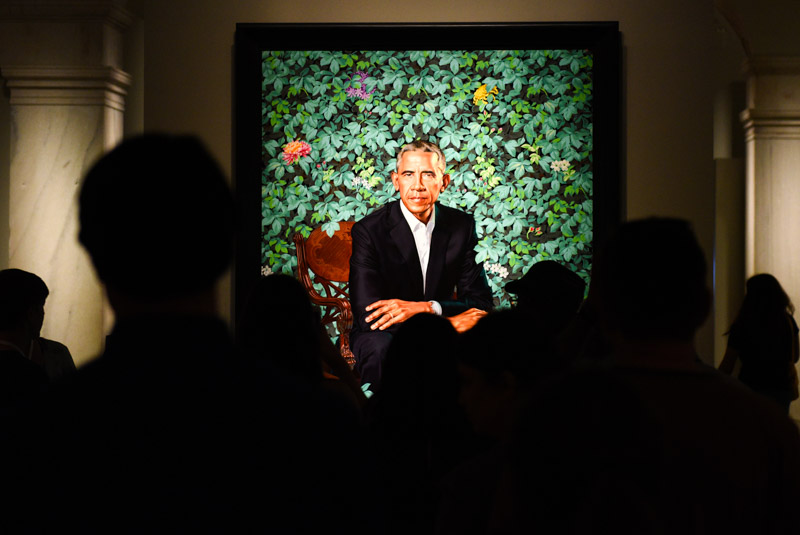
<box><xmin>347</xmin><ymin>122</ymin><xmax>362</xmax><ymax>136</ymax></box>
<box><xmin>444</xmin><ymin>147</ymin><xmax>460</xmax><ymax>164</ymax></box>
<box><xmin>320</xmin><ymin>220</ymin><xmax>341</xmax><ymax>238</ymax></box>
<box><xmin>464</xmin><ymin>191</ymin><xmax>479</xmax><ymax>210</ymax></box>
<box><xmin>507</xmin><ymin>161</ymin><xmax>526</xmax><ymax>179</ymax></box>
<box><xmin>264</xmin><ymin>140</ymin><xmax>280</xmax><ymax>157</ymax></box>
<box><xmin>505</xmin><ymin>140</ymin><xmax>519</xmax><ymax>157</ymax></box>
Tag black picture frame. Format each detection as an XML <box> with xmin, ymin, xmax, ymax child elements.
<box><xmin>233</xmin><ymin>22</ymin><xmax>621</xmax><ymax>332</ymax></box>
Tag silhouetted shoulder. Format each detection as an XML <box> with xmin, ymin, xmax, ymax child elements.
<box><xmin>0</xmin><ymin>349</ymin><xmax>47</xmax><ymax>408</ymax></box>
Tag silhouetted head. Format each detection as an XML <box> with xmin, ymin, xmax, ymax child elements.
<box><xmin>456</xmin><ymin>309</ymin><xmax>560</xmax><ymax>438</ymax></box>
<box><xmin>505</xmin><ymin>260</ymin><xmax>586</xmax><ymax>331</ymax></box>
<box><xmin>381</xmin><ymin>313</ymin><xmax>457</xmax><ymax>388</ymax></box>
<box><xmin>239</xmin><ymin>274</ymin><xmax>323</xmax><ymax>380</ymax></box>
<box><xmin>743</xmin><ymin>273</ymin><xmax>794</xmax><ymax>316</ymax></box>
<box><xmin>368</xmin><ymin>314</ymin><xmax>459</xmax><ymax>432</ymax></box>
<box><xmin>0</xmin><ymin>269</ymin><xmax>48</xmax><ymax>335</ymax></box>
<box><xmin>78</xmin><ymin>134</ymin><xmax>234</xmax><ymax>300</ymax></box>
<box><xmin>593</xmin><ymin>218</ymin><xmax>709</xmax><ymax>342</ymax></box>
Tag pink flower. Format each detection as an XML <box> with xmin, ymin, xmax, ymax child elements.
<box><xmin>316</xmin><ymin>164</ymin><xmax>321</xmax><ymax>168</ymax></box>
<box><xmin>282</xmin><ymin>140</ymin><xmax>311</xmax><ymax>165</ymax></box>
<box><xmin>346</xmin><ymin>70</ymin><xmax>376</xmax><ymax>100</ymax></box>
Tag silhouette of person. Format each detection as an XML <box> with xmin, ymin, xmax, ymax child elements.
<box><xmin>239</xmin><ymin>273</ymin><xmax>366</xmax><ymax>409</ymax></box>
<box><xmin>365</xmin><ymin>314</ymin><xmax>473</xmax><ymax>535</ymax></box>
<box><xmin>504</xmin><ymin>260</ymin><xmax>585</xmax><ymax>335</ymax></box>
<box><xmin>505</xmin><ymin>260</ymin><xmax>587</xmax><ymax>365</ymax></box>
<box><xmin>456</xmin><ymin>309</ymin><xmax>560</xmax><ymax>441</ymax></box>
<box><xmin>3</xmin><ymin>134</ymin><xmax>370</xmax><ymax>533</ymax></box>
<box><xmin>506</xmin><ymin>218</ymin><xmax>800</xmax><ymax>534</ymax></box>
<box><xmin>0</xmin><ymin>269</ymin><xmax>76</xmax><ymax>384</ymax></box>
<box><xmin>0</xmin><ymin>269</ymin><xmax>49</xmax><ymax>407</ymax></box>
<box><xmin>720</xmin><ymin>273</ymin><xmax>800</xmax><ymax>413</ymax></box>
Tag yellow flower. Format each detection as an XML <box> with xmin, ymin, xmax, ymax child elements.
<box><xmin>473</xmin><ymin>84</ymin><xmax>499</xmax><ymax>105</ymax></box>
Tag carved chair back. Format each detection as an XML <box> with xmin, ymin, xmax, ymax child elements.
<box><xmin>293</xmin><ymin>222</ymin><xmax>355</xmax><ymax>367</ymax></box>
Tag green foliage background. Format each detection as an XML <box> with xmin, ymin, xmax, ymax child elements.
<box><xmin>262</xmin><ymin>49</ymin><xmax>594</xmax><ymax>308</ymax></box>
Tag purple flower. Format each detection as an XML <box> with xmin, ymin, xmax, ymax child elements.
<box><xmin>346</xmin><ymin>70</ymin><xmax>376</xmax><ymax>100</ymax></box>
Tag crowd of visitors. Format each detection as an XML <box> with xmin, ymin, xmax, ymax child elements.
<box><xmin>1</xmin><ymin>133</ymin><xmax>798</xmax><ymax>533</ymax></box>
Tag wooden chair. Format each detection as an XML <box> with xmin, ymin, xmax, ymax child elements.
<box><xmin>293</xmin><ymin>222</ymin><xmax>356</xmax><ymax>367</ymax></box>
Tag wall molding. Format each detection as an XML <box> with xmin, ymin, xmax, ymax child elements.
<box><xmin>1</xmin><ymin>66</ymin><xmax>130</xmax><ymax>110</ymax></box>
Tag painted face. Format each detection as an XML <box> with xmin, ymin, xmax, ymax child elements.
<box><xmin>391</xmin><ymin>151</ymin><xmax>450</xmax><ymax>223</ymax></box>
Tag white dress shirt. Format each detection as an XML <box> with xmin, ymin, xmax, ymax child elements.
<box><xmin>399</xmin><ymin>201</ymin><xmax>443</xmax><ymax>315</ymax></box>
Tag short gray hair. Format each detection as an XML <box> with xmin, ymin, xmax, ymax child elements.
<box><xmin>396</xmin><ymin>140</ymin><xmax>446</xmax><ymax>174</ymax></box>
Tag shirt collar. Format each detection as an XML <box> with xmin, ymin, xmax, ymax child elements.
<box><xmin>399</xmin><ymin>200</ymin><xmax>436</xmax><ymax>234</ymax></box>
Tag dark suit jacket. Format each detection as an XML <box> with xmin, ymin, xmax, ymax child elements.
<box><xmin>349</xmin><ymin>200</ymin><xmax>492</xmax><ymax>335</ymax></box>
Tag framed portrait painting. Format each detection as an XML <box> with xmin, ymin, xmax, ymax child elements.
<box><xmin>234</xmin><ymin>22</ymin><xmax>621</xmax><ymax>328</ymax></box>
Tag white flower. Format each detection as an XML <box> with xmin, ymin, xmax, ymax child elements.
<box><xmin>483</xmin><ymin>262</ymin><xmax>508</xmax><ymax>279</ymax></box>
<box><xmin>550</xmin><ymin>159</ymin><xmax>571</xmax><ymax>172</ymax></box>
<box><xmin>261</xmin><ymin>265</ymin><xmax>273</xmax><ymax>277</ymax></box>
<box><xmin>352</xmin><ymin>177</ymin><xmax>372</xmax><ymax>190</ymax></box>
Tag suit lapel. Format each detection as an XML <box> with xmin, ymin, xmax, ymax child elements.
<box><xmin>388</xmin><ymin>201</ymin><xmax>425</xmax><ymax>295</ymax></box>
<box><xmin>425</xmin><ymin>204</ymin><xmax>451</xmax><ymax>301</ymax></box>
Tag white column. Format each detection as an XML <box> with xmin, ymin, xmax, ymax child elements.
<box><xmin>0</xmin><ymin>2</ymin><xmax>131</xmax><ymax>365</ymax></box>
<box><xmin>741</xmin><ymin>57</ymin><xmax>800</xmax><ymax>279</ymax></box>
<box><xmin>740</xmin><ymin>56</ymin><xmax>800</xmax><ymax>417</ymax></box>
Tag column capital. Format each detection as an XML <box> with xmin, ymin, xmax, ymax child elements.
<box><xmin>740</xmin><ymin>55</ymin><xmax>800</xmax><ymax>139</ymax></box>
<box><xmin>1</xmin><ymin>66</ymin><xmax>131</xmax><ymax>110</ymax></box>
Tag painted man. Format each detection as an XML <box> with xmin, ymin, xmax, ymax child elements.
<box><xmin>349</xmin><ymin>140</ymin><xmax>493</xmax><ymax>388</ymax></box>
